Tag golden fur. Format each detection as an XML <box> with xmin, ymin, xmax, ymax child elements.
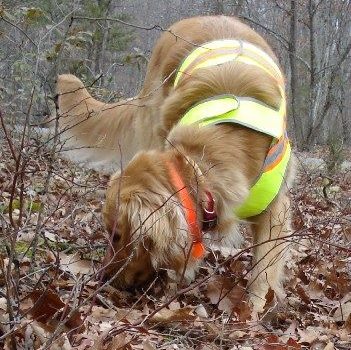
<box><xmin>57</xmin><ymin>16</ymin><xmax>294</xmax><ymax>312</ymax></box>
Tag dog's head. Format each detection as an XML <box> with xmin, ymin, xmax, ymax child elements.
<box><xmin>102</xmin><ymin>150</ymin><xmax>202</xmax><ymax>288</ymax></box>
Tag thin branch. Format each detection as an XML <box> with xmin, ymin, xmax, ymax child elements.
<box><xmin>72</xmin><ymin>15</ymin><xmax>166</xmax><ymax>31</ymax></box>
<box><xmin>239</xmin><ymin>14</ymin><xmax>311</xmax><ymax>71</ymax></box>
<box><xmin>0</xmin><ymin>14</ymin><xmax>37</xmax><ymax>48</ymax></box>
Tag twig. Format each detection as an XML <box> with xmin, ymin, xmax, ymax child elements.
<box><xmin>0</xmin><ymin>14</ymin><xmax>37</xmax><ymax>48</ymax></box>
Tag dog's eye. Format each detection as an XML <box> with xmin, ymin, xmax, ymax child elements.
<box><xmin>112</xmin><ymin>233</ymin><xmax>120</xmax><ymax>243</ymax></box>
<box><xmin>109</xmin><ymin>231</ymin><xmax>120</xmax><ymax>243</ymax></box>
<box><xmin>134</xmin><ymin>271</ymin><xmax>143</xmax><ymax>280</ymax></box>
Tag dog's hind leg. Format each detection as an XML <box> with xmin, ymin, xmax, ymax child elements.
<box><xmin>248</xmin><ymin>193</ymin><xmax>292</xmax><ymax>313</ymax></box>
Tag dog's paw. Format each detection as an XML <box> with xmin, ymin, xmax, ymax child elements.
<box><xmin>249</xmin><ymin>293</ymin><xmax>267</xmax><ymax>314</ymax></box>
<box><xmin>166</xmin><ymin>267</ymin><xmax>196</xmax><ymax>286</ymax></box>
<box><xmin>249</xmin><ymin>286</ymin><xmax>285</xmax><ymax>316</ymax></box>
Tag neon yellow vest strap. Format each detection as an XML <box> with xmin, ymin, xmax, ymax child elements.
<box><xmin>235</xmin><ymin>136</ymin><xmax>291</xmax><ymax>218</ymax></box>
<box><xmin>179</xmin><ymin>95</ymin><xmax>284</xmax><ymax>139</ymax></box>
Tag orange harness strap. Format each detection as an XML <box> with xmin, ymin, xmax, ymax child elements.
<box><xmin>165</xmin><ymin>160</ymin><xmax>206</xmax><ymax>259</ymax></box>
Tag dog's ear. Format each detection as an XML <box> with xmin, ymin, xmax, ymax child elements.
<box><xmin>126</xmin><ymin>192</ymin><xmax>193</xmax><ymax>270</ymax></box>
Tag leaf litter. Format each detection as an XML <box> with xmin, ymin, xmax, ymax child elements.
<box><xmin>0</xmin><ymin>137</ymin><xmax>350</xmax><ymax>349</ymax></box>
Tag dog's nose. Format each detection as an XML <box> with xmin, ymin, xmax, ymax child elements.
<box><xmin>124</xmin><ymin>268</ymin><xmax>154</xmax><ymax>287</ymax></box>
<box><xmin>124</xmin><ymin>271</ymin><xmax>140</xmax><ymax>286</ymax></box>
<box><xmin>101</xmin><ymin>273</ymin><xmax>109</xmax><ymax>283</ymax></box>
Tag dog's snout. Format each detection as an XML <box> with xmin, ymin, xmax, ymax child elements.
<box><xmin>101</xmin><ymin>272</ymin><xmax>109</xmax><ymax>283</ymax></box>
<box><xmin>124</xmin><ymin>268</ymin><xmax>152</xmax><ymax>287</ymax></box>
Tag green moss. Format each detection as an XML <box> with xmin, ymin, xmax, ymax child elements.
<box><xmin>1</xmin><ymin>199</ymin><xmax>43</xmax><ymax>214</ymax></box>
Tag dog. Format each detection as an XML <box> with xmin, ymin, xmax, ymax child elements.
<box><xmin>57</xmin><ymin>16</ymin><xmax>294</xmax><ymax>312</ymax></box>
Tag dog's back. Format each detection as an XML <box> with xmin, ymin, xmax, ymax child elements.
<box><xmin>57</xmin><ymin>16</ymin><xmax>284</xmax><ymax>172</ymax></box>
<box><xmin>142</xmin><ymin>16</ymin><xmax>279</xmax><ymax>96</ymax></box>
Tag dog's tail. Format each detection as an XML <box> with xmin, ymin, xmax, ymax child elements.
<box><xmin>56</xmin><ymin>74</ymin><xmax>143</xmax><ymax>171</ymax></box>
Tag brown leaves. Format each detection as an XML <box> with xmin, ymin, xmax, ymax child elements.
<box><xmin>58</xmin><ymin>252</ymin><xmax>94</xmax><ymax>275</ymax></box>
<box><xmin>206</xmin><ymin>276</ymin><xmax>251</xmax><ymax>322</ymax></box>
<box><xmin>1</xmin><ymin>135</ymin><xmax>351</xmax><ymax>349</ymax></box>
<box><xmin>27</xmin><ymin>289</ymin><xmax>85</xmax><ymax>333</ymax></box>
<box><xmin>333</xmin><ymin>300</ymin><xmax>351</xmax><ymax>322</ymax></box>
<box><xmin>150</xmin><ymin>305</ymin><xmax>196</xmax><ymax>324</ymax></box>
<box><xmin>263</xmin><ymin>335</ymin><xmax>301</xmax><ymax>350</ymax></box>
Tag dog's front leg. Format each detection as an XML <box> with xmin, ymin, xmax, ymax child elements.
<box><xmin>248</xmin><ymin>193</ymin><xmax>292</xmax><ymax>313</ymax></box>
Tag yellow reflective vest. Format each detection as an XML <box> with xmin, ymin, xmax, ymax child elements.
<box><xmin>174</xmin><ymin>39</ymin><xmax>291</xmax><ymax>219</ymax></box>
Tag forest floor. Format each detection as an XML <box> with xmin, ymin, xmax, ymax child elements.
<box><xmin>0</xmin><ymin>131</ymin><xmax>350</xmax><ymax>349</ymax></box>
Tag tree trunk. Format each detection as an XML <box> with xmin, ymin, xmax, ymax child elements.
<box><xmin>93</xmin><ymin>0</ymin><xmax>112</xmax><ymax>84</ymax></box>
<box><xmin>305</xmin><ymin>0</ymin><xmax>318</xmax><ymax>148</ymax></box>
<box><xmin>288</xmin><ymin>0</ymin><xmax>303</xmax><ymax>146</ymax></box>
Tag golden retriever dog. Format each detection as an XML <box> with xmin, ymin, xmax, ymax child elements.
<box><xmin>57</xmin><ymin>16</ymin><xmax>294</xmax><ymax>312</ymax></box>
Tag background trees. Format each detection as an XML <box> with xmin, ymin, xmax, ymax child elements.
<box><xmin>1</xmin><ymin>0</ymin><xmax>350</xmax><ymax>147</ymax></box>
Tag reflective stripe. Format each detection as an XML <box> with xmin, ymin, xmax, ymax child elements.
<box><xmin>263</xmin><ymin>136</ymin><xmax>288</xmax><ymax>172</ymax></box>
<box><xmin>174</xmin><ymin>39</ymin><xmax>284</xmax><ymax>87</ymax></box>
<box><xmin>263</xmin><ymin>136</ymin><xmax>285</xmax><ymax>169</ymax></box>
<box><xmin>177</xmin><ymin>48</ymin><xmax>241</xmax><ymax>80</ymax></box>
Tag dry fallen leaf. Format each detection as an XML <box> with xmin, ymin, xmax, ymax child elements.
<box><xmin>195</xmin><ymin>304</ymin><xmax>208</xmax><ymax>318</ymax></box>
<box><xmin>229</xmin><ymin>330</ymin><xmax>246</xmax><ymax>338</ymax></box>
<box><xmin>28</xmin><ymin>289</ymin><xmax>85</xmax><ymax>333</ymax></box>
<box><xmin>206</xmin><ymin>276</ymin><xmax>250</xmax><ymax>320</ymax></box>
<box><xmin>297</xmin><ymin>326</ymin><xmax>320</xmax><ymax>344</ymax></box>
<box><xmin>323</xmin><ymin>342</ymin><xmax>335</xmax><ymax>350</ymax></box>
<box><xmin>142</xmin><ymin>340</ymin><xmax>156</xmax><ymax>350</ymax></box>
<box><xmin>333</xmin><ymin>301</ymin><xmax>351</xmax><ymax>322</ymax></box>
<box><xmin>150</xmin><ymin>306</ymin><xmax>195</xmax><ymax>324</ymax></box>
<box><xmin>59</xmin><ymin>252</ymin><xmax>94</xmax><ymax>275</ymax></box>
